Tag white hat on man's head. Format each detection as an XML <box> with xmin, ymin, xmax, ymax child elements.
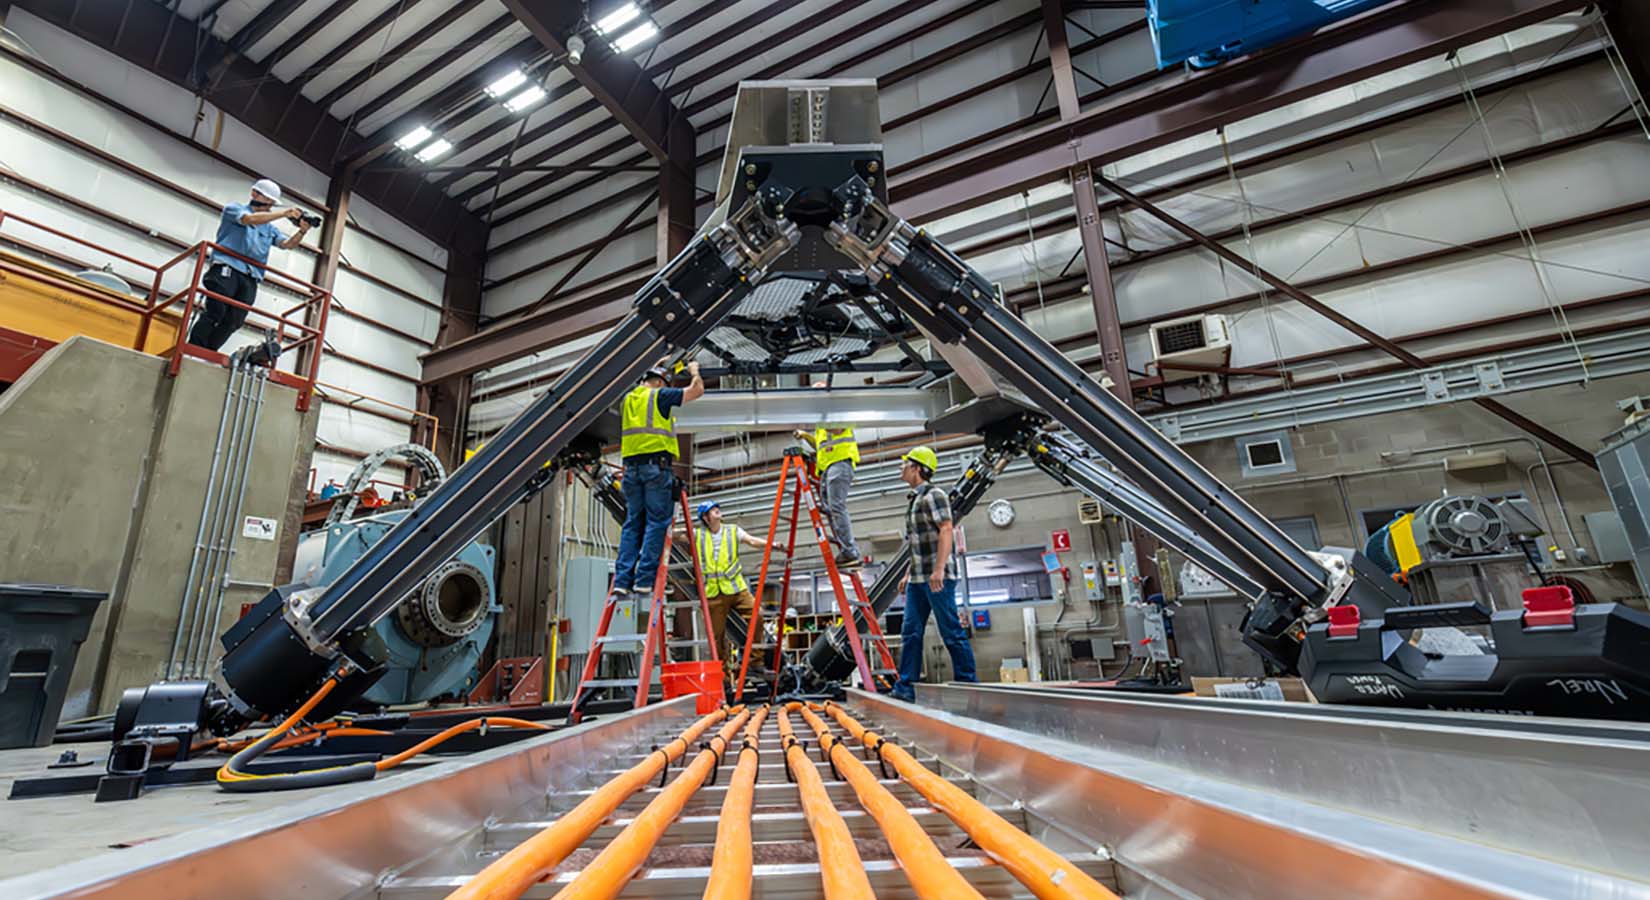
<box><xmin>251</xmin><ymin>178</ymin><xmax>282</xmax><ymax>203</ymax></box>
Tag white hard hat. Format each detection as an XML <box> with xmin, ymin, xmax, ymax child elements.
<box><xmin>251</xmin><ymin>178</ymin><xmax>281</xmax><ymax>203</ymax></box>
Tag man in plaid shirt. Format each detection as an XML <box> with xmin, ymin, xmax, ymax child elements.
<box><xmin>891</xmin><ymin>446</ymin><xmax>977</xmax><ymax>701</ymax></box>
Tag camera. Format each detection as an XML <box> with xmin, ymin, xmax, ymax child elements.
<box><xmin>299</xmin><ymin>212</ymin><xmax>323</xmax><ymax>228</ymax></box>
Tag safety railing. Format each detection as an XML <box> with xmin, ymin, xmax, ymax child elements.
<box><xmin>0</xmin><ymin>208</ymin><xmax>331</xmax><ymax>410</ymax></box>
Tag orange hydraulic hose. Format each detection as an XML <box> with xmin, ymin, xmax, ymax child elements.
<box><xmin>552</xmin><ymin>708</ymin><xmax>755</xmax><ymax>900</ymax></box>
<box><xmin>702</xmin><ymin>706</ymin><xmax>771</xmax><ymax>899</ymax></box>
<box><xmin>779</xmin><ymin>704</ymin><xmax>875</xmax><ymax>900</ymax></box>
<box><xmin>797</xmin><ymin>704</ymin><xmax>985</xmax><ymax>899</ymax></box>
<box><xmin>447</xmin><ymin>708</ymin><xmax>731</xmax><ymax>900</ymax></box>
<box><xmin>376</xmin><ymin>717</ymin><xmax>549</xmax><ymax>771</ymax></box>
<box><xmin>823</xmin><ymin>702</ymin><xmax>1119</xmax><ymax>900</ymax></box>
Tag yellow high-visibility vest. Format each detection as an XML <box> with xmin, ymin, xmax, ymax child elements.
<box><xmin>697</xmin><ymin>525</ymin><xmax>747</xmax><ymax>596</ymax></box>
<box><xmin>620</xmin><ymin>385</ymin><xmax>678</xmax><ymax>458</ymax></box>
<box><xmin>814</xmin><ymin>426</ymin><xmax>859</xmax><ymax>476</ymax></box>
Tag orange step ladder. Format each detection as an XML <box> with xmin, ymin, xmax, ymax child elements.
<box><xmin>735</xmin><ymin>448</ymin><xmax>896</xmax><ymax>698</ymax></box>
<box><xmin>571</xmin><ymin>484</ymin><xmax>720</xmax><ymax>722</ymax></box>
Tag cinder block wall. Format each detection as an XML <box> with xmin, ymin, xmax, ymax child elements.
<box><xmin>0</xmin><ymin>337</ymin><xmax>316</xmax><ymax>715</ymax></box>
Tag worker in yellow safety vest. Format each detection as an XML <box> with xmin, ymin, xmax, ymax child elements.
<box><xmin>611</xmin><ymin>359</ymin><xmax>702</xmax><ymax>599</ymax></box>
<box><xmin>794</xmin><ymin>381</ymin><xmax>863</xmax><ymax>568</ymax></box>
<box><xmin>688</xmin><ymin>500</ymin><xmax>770</xmax><ymax>668</ymax></box>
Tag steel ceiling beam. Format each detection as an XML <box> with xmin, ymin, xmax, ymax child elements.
<box><xmin>344</xmin><ymin>32</ymin><xmax>542</xmax><ymax>170</ymax></box>
<box><xmin>14</xmin><ymin>0</ymin><xmax>486</xmax><ymax>256</ymax></box>
<box><xmin>347</xmin><ymin>15</ymin><xmax>520</xmax><ymax>130</ymax></box>
<box><xmin>223</xmin><ymin>0</ymin><xmax>306</xmax><ymax>54</ymax></box>
<box><xmin>1040</xmin><ymin>0</ymin><xmax>1080</xmax><ymax>120</ymax></box>
<box><xmin>496</xmin><ymin>0</ymin><xmax>1015</xmax><ymax>230</ymax></box>
<box><xmin>426</xmin><ymin>92</ymin><xmax>595</xmax><ymax>190</ymax></box>
<box><xmin>489</xmin><ymin>0</ymin><xmax>947</xmax><ymax>219</ymax></box>
<box><xmin>499</xmin><ymin>0</ymin><xmax>694</xmax><ymax>165</ymax></box>
<box><xmin>419</xmin><ymin>267</ymin><xmax>652</xmax><ymax>383</ymax></box>
<box><xmin>422</xmin><ymin>0</ymin><xmax>741</xmax><ymax>193</ymax></box>
<box><xmin>888</xmin><ymin>0</ymin><xmax>1591</xmax><ymax>222</ymax></box>
<box><xmin>315</xmin><ymin>0</ymin><xmax>486</xmax><ymax>112</ymax></box>
<box><xmin>287</xmin><ymin>0</ymin><xmax>426</xmax><ymax>97</ymax></box>
<box><xmin>261</xmin><ymin>0</ymin><xmax>366</xmax><ymax>73</ymax></box>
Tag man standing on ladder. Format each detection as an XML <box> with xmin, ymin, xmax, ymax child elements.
<box><xmin>794</xmin><ymin>381</ymin><xmax>863</xmax><ymax>569</ymax></box>
<box><xmin>892</xmin><ymin>446</ymin><xmax>977</xmax><ymax>702</ymax></box>
<box><xmin>689</xmin><ymin>501</ymin><xmax>769</xmax><ymax>673</ymax></box>
<box><xmin>612</xmin><ymin>359</ymin><xmax>703</xmax><ymax>599</ymax></box>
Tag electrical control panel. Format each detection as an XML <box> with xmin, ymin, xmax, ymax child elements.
<box><xmin>1081</xmin><ymin>561</ymin><xmax>1104</xmax><ymax>601</ymax></box>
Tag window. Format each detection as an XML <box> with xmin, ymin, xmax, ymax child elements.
<box><xmin>958</xmin><ymin>545</ymin><xmax>1057</xmax><ymax>607</ymax></box>
<box><xmin>1237</xmin><ymin>429</ymin><xmax>1297</xmax><ymax>477</ymax></box>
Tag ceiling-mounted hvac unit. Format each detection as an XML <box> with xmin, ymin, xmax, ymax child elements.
<box><xmin>1149</xmin><ymin>313</ymin><xmax>1232</xmax><ymax>383</ymax></box>
<box><xmin>1077</xmin><ymin>498</ymin><xmax>1104</xmax><ymax>525</ymax></box>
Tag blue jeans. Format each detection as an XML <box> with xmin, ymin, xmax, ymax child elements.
<box><xmin>614</xmin><ymin>460</ymin><xmax>674</xmax><ymax>593</ymax></box>
<box><xmin>894</xmin><ymin>578</ymin><xmax>977</xmax><ymax>699</ymax></box>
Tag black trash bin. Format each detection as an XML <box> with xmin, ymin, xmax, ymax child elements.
<box><xmin>0</xmin><ymin>584</ymin><xmax>108</xmax><ymax>749</ymax></box>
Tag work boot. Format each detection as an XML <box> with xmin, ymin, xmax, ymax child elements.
<box><xmin>835</xmin><ymin>550</ymin><xmax>863</xmax><ymax>569</ymax></box>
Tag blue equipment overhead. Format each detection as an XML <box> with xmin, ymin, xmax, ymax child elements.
<box><xmin>1146</xmin><ymin>0</ymin><xmax>1391</xmax><ymax>69</ymax></box>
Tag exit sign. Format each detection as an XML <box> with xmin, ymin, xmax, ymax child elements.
<box><xmin>1050</xmin><ymin>529</ymin><xmax>1072</xmax><ymax>553</ymax></box>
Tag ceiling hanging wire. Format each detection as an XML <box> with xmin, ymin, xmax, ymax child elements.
<box><xmin>1021</xmin><ymin>190</ymin><xmax>1050</xmax><ymax>324</ymax></box>
<box><xmin>1450</xmin><ymin>53</ymin><xmax>1589</xmax><ymax>383</ymax></box>
<box><xmin>1218</xmin><ymin>127</ymin><xmax>1299</xmax><ymax>426</ymax></box>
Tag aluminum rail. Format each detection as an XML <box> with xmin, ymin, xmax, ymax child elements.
<box><xmin>917</xmin><ymin>682</ymin><xmax>1650</xmax><ymax>885</ymax></box>
<box><xmin>853</xmin><ymin>688</ymin><xmax>1650</xmax><ymax>899</ymax></box>
<box><xmin>1029</xmin><ymin>431</ymin><xmax>1264</xmax><ymax>600</ymax></box>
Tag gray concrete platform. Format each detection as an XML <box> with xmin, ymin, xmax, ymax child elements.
<box><xmin>0</xmin><ymin>739</ymin><xmax>355</xmax><ymax>881</ymax></box>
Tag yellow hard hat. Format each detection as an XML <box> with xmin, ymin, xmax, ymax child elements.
<box><xmin>901</xmin><ymin>446</ymin><xmax>939</xmax><ymax>474</ymax></box>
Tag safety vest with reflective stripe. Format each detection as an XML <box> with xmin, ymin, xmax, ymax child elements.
<box><xmin>696</xmin><ymin>525</ymin><xmax>747</xmax><ymax>596</ymax></box>
<box><xmin>814</xmin><ymin>426</ymin><xmax>859</xmax><ymax>476</ymax></box>
<box><xmin>620</xmin><ymin>385</ymin><xmax>679</xmax><ymax>458</ymax></box>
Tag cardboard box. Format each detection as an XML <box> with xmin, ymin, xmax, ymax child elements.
<box><xmin>999</xmin><ymin>666</ymin><xmax>1030</xmax><ymax>684</ymax></box>
<box><xmin>1191</xmin><ymin>676</ymin><xmax>1313</xmax><ymax>703</ymax></box>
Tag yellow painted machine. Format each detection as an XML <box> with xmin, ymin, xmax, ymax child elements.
<box><xmin>0</xmin><ymin>248</ymin><xmax>179</xmax><ymax>383</ymax></box>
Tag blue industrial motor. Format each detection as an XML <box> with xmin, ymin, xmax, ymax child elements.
<box><xmin>1146</xmin><ymin>0</ymin><xmax>1390</xmax><ymax>69</ymax></box>
<box><xmin>294</xmin><ymin>510</ymin><xmax>498</xmax><ymax>706</ymax></box>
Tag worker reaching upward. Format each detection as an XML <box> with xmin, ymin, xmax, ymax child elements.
<box><xmin>612</xmin><ymin>359</ymin><xmax>703</xmax><ymax>599</ymax></box>
<box><xmin>794</xmin><ymin>380</ymin><xmax>864</xmax><ymax>569</ymax></box>
<box><xmin>687</xmin><ymin>501</ymin><xmax>769</xmax><ymax>670</ymax></box>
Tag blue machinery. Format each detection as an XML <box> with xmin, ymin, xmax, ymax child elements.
<box><xmin>296</xmin><ymin>512</ymin><xmax>496</xmax><ymax>707</ymax></box>
<box><xmin>1147</xmin><ymin>0</ymin><xmax>1392</xmax><ymax>68</ymax></box>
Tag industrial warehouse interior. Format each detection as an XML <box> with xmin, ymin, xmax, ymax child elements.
<box><xmin>3</xmin><ymin>0</ymin><xmax>1650</xmax><ymax>897</ymax></box>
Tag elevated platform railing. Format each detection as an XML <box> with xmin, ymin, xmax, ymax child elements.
<box><xmin>0</xmin><ymin>209</ymin><xmax>332</xmax><ymax>410</ymax></box>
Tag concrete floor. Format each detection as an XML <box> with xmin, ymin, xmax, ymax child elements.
<box><xmin>0</xmin><ymin>739</ymin><xmax>343</xmax><ymax>881</ymax></box>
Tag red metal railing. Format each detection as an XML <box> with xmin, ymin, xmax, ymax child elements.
<box><xmin>0</xmin><ymin>209</ymin><xmax>332</xmax><ymax>410</ymax></box>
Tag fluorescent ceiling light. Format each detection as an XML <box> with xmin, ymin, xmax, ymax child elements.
<box><xmin>504</xmin><ymin>85</ymin><xmax>547</xmax><ymax>113</ymax></box>
<box><xmin>395</xmin><ymin>125</ymin><xmax>432</xmax><ymax>150</ymax></box>
<box><xmin>594</xmin><ymin>3</ymin><xmax>640</xmax><ymax>35</ymax></box>
<box><xmin>485</xmin><ymin>69</ymin><xmax>528</xmax><ymax>99</ymax></box>
<box><xmin>613</xmin><ymin>20</ymin><xmax>658</xmax><ymax>52</ymax></box>
<box><xmin>415</xmin><ymin>138</ymin><xmax>452</xmax><ymax>162</ymax></box>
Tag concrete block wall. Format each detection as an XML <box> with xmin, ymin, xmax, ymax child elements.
<box><xmin>0</xmin><ymin>337</ymin><xmax>316</xmax><ymax>716</ymax></box>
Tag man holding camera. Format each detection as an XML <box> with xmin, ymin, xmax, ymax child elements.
<box><xmin>188</xmin><ymin>178</ymin><xmax>314</xmax><ymax>353</ymax></box>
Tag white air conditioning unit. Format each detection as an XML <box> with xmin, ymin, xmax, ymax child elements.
<box><xmin>1149</xmin><ymin>313</ymin><xmax>1232</xmax><ymax>382</ymax></box>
